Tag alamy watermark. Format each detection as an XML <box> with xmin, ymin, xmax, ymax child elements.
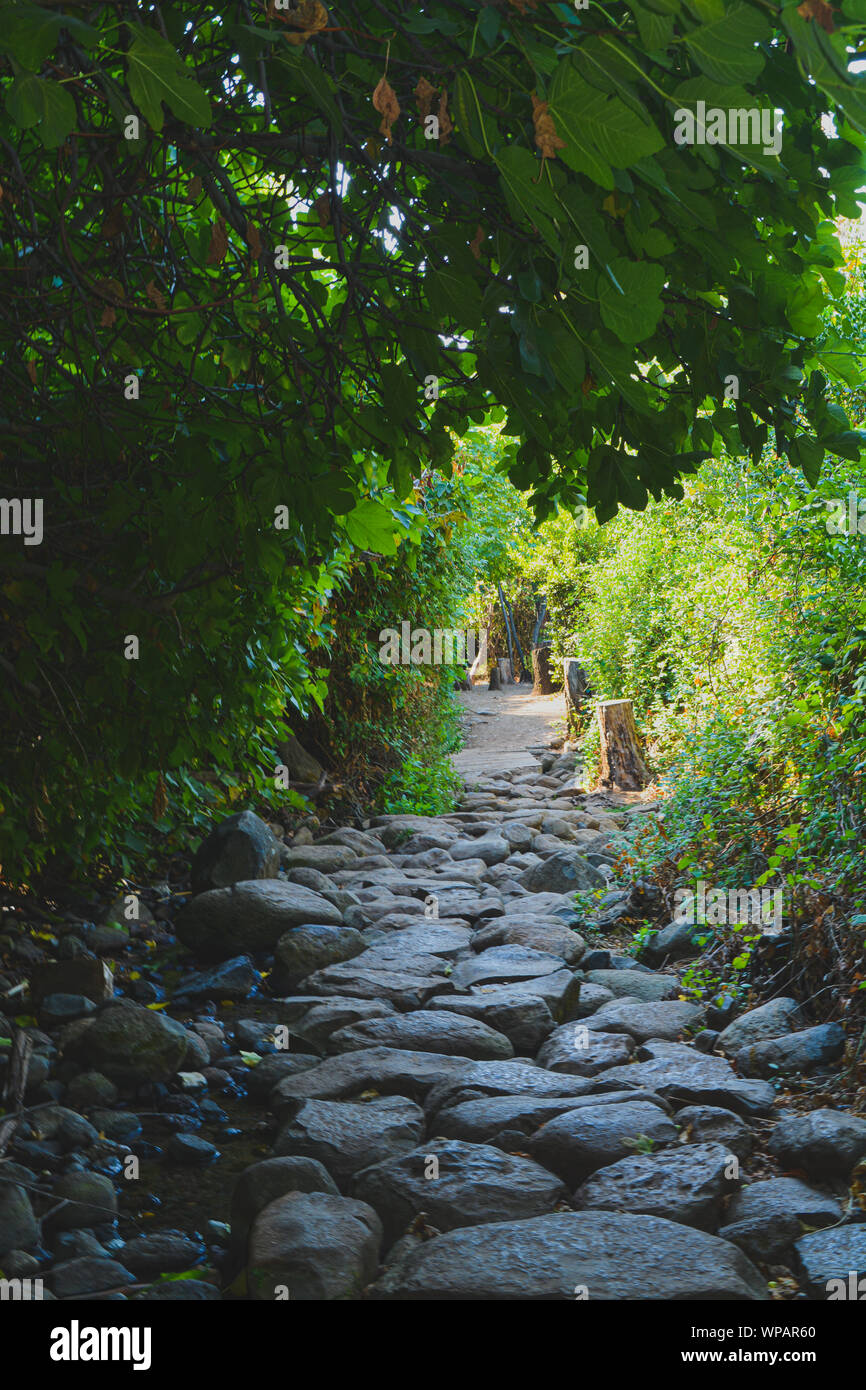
<box><xmin>378</xmin><ymin>622</ymin><xmax>487</xmax><ymax>667</ymax></box>
<box><xmin>673</xmin><ymin>879</ymin><xmax>784</xmax><ymax>933</ymax></box>
<box><xmin>673</xmin><ymin>102</ymin><xmax>782</xmax><ymax>158</ymax></box>
<box><xmin>825</xmin><ymin>492</ymin><xmax>866</xmax><ymax>534</ymax></box>
<box><xmin>0</xmin><ymin>497</ymin><xmax>43</xmax><ymax>545</ymax></box>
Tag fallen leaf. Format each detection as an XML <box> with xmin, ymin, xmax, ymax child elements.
<box><xmin>373</xmin><ymin>76</ymin><xmax>400</xmax><ymax>143</ymax></box>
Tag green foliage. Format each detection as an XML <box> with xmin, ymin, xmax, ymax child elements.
<box><xmin>3</xmin><ymin>0</ymin><xmax>866</xmax><ymax>885</ymax></box>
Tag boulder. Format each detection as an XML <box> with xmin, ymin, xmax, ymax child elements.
<box><xmin>585</xmin><ymin>998</ymin><xmax>702</xmax><ymax>1044</ymax></box>
<box><xmin>519</xmin><ymin>852</ymin><xmax>605</xmax><ymax>894</ymax></box>
<box><xmin>574</xmin><ymin>1142</ymin><xmax>739</xmax><ymax>1230</ymax></box>
<box><xmin>716</xmin><ymin>997</ymin><xmax>805</xmax><ymax>1054</ymax></box>
<box><xmin>176</xmin><ymin>880</ymin><xmax>342</xmax><ymax>961</ymax></box>
<box><xmin>794</xmin><ymin>1225</ymin><xmax>866</xmax><ymax>1299</ymax></box>
<box><xmin>535</xmin><ymin>1022</ymin><xmax>635</xmax><ymax>1076</ymax></box>
<box><xmin>471</xmin><ymin>919</ymin><xmax>585</xmax><ymax>965</ymax></box>
<box><xmin>583</xmin><ymin>970</ymin><xmax>679</xmax><ymax>1003</ymax></box>
<box><xmin>352</xmin><ymin>1139</ymin><xmax>569</xmax><ymax>1246</ymax></box>
<box><xmin>734</xmin><ymin>1023</ymin><xmax>846</xmax><ymax>1078</ymax></box>
<box><xmin>229</xmin><ymin>1156</ymin><xmax>339</xmax><ymax>1266</ymax></box>
<box><xmin>600</xmin><ymin>1041</ymin><xmax>776</xmax><ymax>1117</ymax></box>
<box><xmin>0</xmin><ymin>1183</ymin><xmax>38</xmax><ymax>1257</ymax></box>
<box><xmin>676</xmin><ymin>1105</ymin><xmax>753</xmax><ymax>1161</ymax></box>
<box><xmin>371</xmin><ymin>1210</ymin><xmax>768</xmax><ymax>1300</ymax></box>
<box><xmin>328</xmin><ymin>1011</ymin><xmax>514</xmax><ymax>1060</ymax></box>
<box><xmin>63</xmin><ymin>1000</ymin><xmax>200</xmax><ymax>1084</ymax></box>
<box><xmin>274</xmin><ymin>1095</ymin><xmax>425</xmax><ymax>1188</ymax></box>
<box><xmin>767</xmin><ymin>1108</ymin><xmax>866</xmax><ymax>1177</ymax></box>
<box><xmin>450</xmin><ymin>945</ymin><xmax>569</xmax><ymax>991</ymax></box>
<box><xmin>272</xmin><ymin>924</ymin><xmax>365</xmax><ymax>990</ymax></box>
<box><xmin>639</xmin><ymin>920</ymin><xmax>700</xmax><ymax>967</ymax></box>
<box><xmin>191</xmin><ymin>810</ymin><xmax>282</xmax><ymax>895</ymax></box>
<box><xmin>247</xmin><ymin>1191</ymin><xmax>382</xmax><ymax>1300</ymax></box>
<box><xmin>433</xmin><ymin>990</ymin><xmax>555</xmax><ymax>1054</ymax></box>
<box><xmin>528</xmin><ymin>1100</ymin><xmax>678</xmax><ymax>1186</ymax></box>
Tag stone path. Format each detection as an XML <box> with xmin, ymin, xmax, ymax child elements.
<box><xmin>450</xmin><ymin>682</ymin><xmax>566</xmax><ymax>780</ymax></box>
<box><xmin>4</xmin><ymin>726</ymin><xmax>865</xmax><ymax>1302</ymax></box>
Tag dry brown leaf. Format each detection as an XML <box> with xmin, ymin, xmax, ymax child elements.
<box><xmin>246</xmin><ymin>219</ymin><xmax>262</xmax><ymax>260</ymax></box>
<box><xmin>415</xmin><ymin>76</ymin><xmax>437</xmax><ymax>120</ymax></box>
<box><xmin>102</xmin><ymin>205</ymin><xmax>126</xmax><ymax>239</ymax></box>
<box><xmin>314</xmin><ymin>192</ymin><xmax>332</xmax><ymax>227</ymax></box>
<box><xmin>26</xmin><ymin>358</ymin><xmax>37</xmax><ymax>386</ymax></box>
<box><xmin>187</xmin><ymin>175</ymin><xmax>202</xmax><ymax>200</ymax></box>
<box><xmin>373</xmin><ymin>76</ymin><xmax>400</xmax><ymax>143</ymax></box>
<box><xmin>153</xmin><ymin>772</ymin><xmax>167</xmax><ymax>820</ymax></box>
<box><xmin>532</xmin><ymin>93</ymin><xmax>565</xmax><ymax>161</ymax></box>
<box><xmin>581</xmin><ymin>372</ymin><xmax>596</xmax><ymax>396</ymax></box>
<box><xmin>207</xmin><ymin>214</ymin><xmax>229</xmax><ymax>265</ymax></box>
<box><xmin>145</xmin><ymin>279</ymin><xmax>167</xmax><ymax>312</ymax></box>
<box><xmin>797</xmin><ymin>0</ymin><xmax>835</xmax><ymax>30</ymax></box>
<box><xmin>469</xmin><ymin>224</ymin><xmax>485</xmax><ymax>260</ymax></box>
<box><xmin>283</xmin><ymin>0</ymin><xmax>328</xmax><ymax>45</ymax></box>
<box><xmin>99</xmin><ymin>304</ymin><xmax>116</xmax><ymax>328</ymax></box>
<box><xmin>437</xmin><ymin>88</ymin><xmax>453</xmax><ymax>146</ymax></box>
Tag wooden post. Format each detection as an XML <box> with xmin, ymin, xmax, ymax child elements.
<box><xmin>596</xmin><ymin>699</ymin><xmax>649</xmax><ymax>790</ymax></box>
<box><xmin>488</xmin><ymin>666</ymin><xmax>502</xmax><ymax>691</ymax></box>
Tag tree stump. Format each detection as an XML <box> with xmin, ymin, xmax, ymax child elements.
<box><xmin>532</xmin><ymin>644</ymin><xmax>555</xmax><ymax>695</ymax></box>
<box><xmin>563</xmin><ymin>658</ymin><xmax>592</xmax><ymax>712</ymax></box>
<box><xmin>596</xmin><ymin>699</ymin><xmax>649</xmax><ymax>791</ymax></box>
<box><xmin>488</xmin><ymin>666</ymin><xmax>502</xmax><ymax>691</ymax></box>
<box><xmin>498</xmin><ymin>657</ymin><xmax>514</xmax><ymax>685</ymax></box>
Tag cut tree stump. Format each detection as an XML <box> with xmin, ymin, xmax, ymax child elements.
<box><xmin>488</xmin><ymin>666</ymin><xmax>502</xmax><ymax>691</ymax></box>
<box><xmin>532</xmin><ymin>644</ymin><xmax>555</xmax><ymax>695</ymax></box>
<box><xmin>596</xmin><ymin>699</ymin><xmax>649</xmax><ymax>791</ymax></box>
<box><xmin>498</xmin><ymin>658</ymin><xmax>514</xmax><ymax>685</ymax></box>
<box><xmin>563</xmin><ymin>658</ymin><xmax>592</xmax><ymax>712</ymax></box>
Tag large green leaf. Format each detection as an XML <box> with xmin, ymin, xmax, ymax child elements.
<box><xmin>549</xmin><ymin>61</ymin><xmax>665</xmax><ymax>189</ymax></box>
<box><xmin>126</xmin><ymin>29</ymin><xmax>212</xmax><ymax>131</ymax></box>
<box><xmin>495</xmin><ymin>147</ymin><xmax>562</xmax><ymax>253</ymax></box>
<box><xmin>598</xmin><ymin>258</ymin><xmax>666</xmax><ymax>344</ymax></box>
<box><xmin>684</xmin><ymin>1</ymin><xmax>770</xmax><ymax>85</ymax></box>
<box><xmin>5</xmin><ymin>73</ymin><xmax>76</xmax><ymax>147</ymax></box>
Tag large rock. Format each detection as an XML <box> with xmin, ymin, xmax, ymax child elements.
<box><xmin>273</xmin><ymin>996</ymin><xmax>395</xmax><ymax>1054</ymax></box>
<box><xmin>280</xmin><ymin>845</ymin><xmax>359</xmax><ymax>874</ymax></box>
<box><xmin>433</xmin><ymin>990</ymin><xmax>555</xmax><ymax>1054</ymax></box>
<box><xmin>794</xmin><ymin>1225</ymin><xmax>866</xmax><ymax>1299</ymax></box>
<box><xmin>229</xmin><ymin>1156</ymin><xmax>339</xmax><ymax>1266</ymax></box>
<box><xmin>352</xmin><ymin>1140</ymin><xmax>568</xmax><ymax>1246</ymax></box>
<box><xmin>718</xmin><ymin>1177</ymin><xmax>841</xmax><ymax>1265</ymax></box>
<box><xmin>247</xmin><ymin>1191</ymin><xmax>382</xmax><ymax>1300</ymax></box>
<box><xmin>435</xmin><ymin>1091</ymin><xmax>666</xmax><ymax>1149</ymax></box>
<box><xmin>528</xmin><ymin>1101</ymin><xmax>678</xmax><ymax>1186</ymax></box>
<box><xmin>302</xmin><ymin>960</ymin><xmax>452</xmax><ymax>1010</ymax></box>
<box><xmin>585</xmin><ymin>998</ymin><xmax>703</xmax><ymax>1044</ymax></box>
<box><xmin>0</xmin><ymin>1182</ymin><xmax>38</xmax><ymax>1257</ymax></box>
<box><xmin>767</xmin><ymin>1108</ymin><xmax>866</xmax><ymax>1177</ymax></box>
<box><xmin>176</xmin><ymin>880</ymin><xmax>342</xmax><ymax>960</ymax></box>
<box><xmin>272</xmin><ymin>1048</ymin><xmax>478</xmax><ymax>1106</ymax></box>
<box><xmin>328</xmin><ymin>1011</ymin><xmax>514</xmax><ymax>1060</ymax></box>
<box><xmin>519</xmin><ymin>852</ymin><xmax>605</xmax><ymax>894</ymax></box>
<box><xmin>274</xmin><ymin>1096</ymin><xmax>425</xmax><ymax>1188</ymax></box>
<box><xmin>174</xmin><ymin>954</ymin><xmax>258</xmax><ymax>1002</ymax></box>
<box><xmin>30</xmin><ymin>957</ymin><xmax>114</xmax><ymax>1007</ymax></box>
<box><xmin>600</xmin><ymin>1041</ymin><xmax>776</xmax><ymax>1117</ymax></box>
<box><xmin>471</xmin><ymin>919</ymin><xmax>585</xmax><ymax>965</ymax></box>
<box><xmin>371</xmin><ymin>1210</ymin><xmax>768</xmax><ymax>1300</ymax></box>
<box><xmin>639</xmin><ymin>920</ymin><xmax>700</xmax><ymax>967</ymax></box>
<box><xmin>63</xmin><ymin>1000</ymin><xmax>200</xmax><ymax>1084</ymax></box>
<box><xmin>583</xmin><ymin>970</ymin><xmax>679</xmax><ymax>1003</ymax></box>
<box><xmin>536</xmin><ymin>1022</ymin><xmax>635</xmax><ymax>1076</ymax></box>
<box><xmin>676</xmin><ymin>1105</ymin><xmax>753</xmax><ymax>1160</ymax></box>
<box><xmin>191</xmin><ymin>810</ymin><xmax>282</xmax><ymax>895</ymax></box>
<box><xmin>44</xmin><ymin>1171</ymin><xmax>118</xmax><ymax>1232</ymax></box>
<box><xmin>450</xmin><ymin>835</ymin><xmax>510</xmax><ymax>866</ymax></box>
<box><xmin>574</xmin><ymin>1142</ymin><xmax>739</xmax><ymax>1230</ymax></box>
<box><xmin>450</xmin><ymin>945</ymin><xmax>566</xmax><ymax>991</ymax></box>
<box><xmin>716</xmin><ymin>997</ymin><xmax>805</xmax><ymax>1054</ymax></box>
<box><xmin>734</xmin><ymin>1023</ymin><xmax>845</xmax><ymax>1078</ymax></box>
<box><xmin>273</xmin><ymin>924</ymin><xmax>365</xmax><ymax>990</ymax></box>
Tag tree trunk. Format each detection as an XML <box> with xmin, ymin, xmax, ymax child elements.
<box><xmin>488</xmin><ymin>666</ymin><xmax>502</xmax><ymax>691</ymax></box>
<box><xmin>596</xmin><ymin>699</ymin><xmax>649</xmax><ymax>791</ymax></box>
<box><xmin>498</xmin><ymin>657</ymin><xmax>514</xmax><ymax>685</ymax></box>
<box><xmin>532</xmin><ymin>644</ymin><xmax>555</xmax><ymax>695</ymax></box>
<box><xmin>496</xmin><ymin>582</ymin><xmax>516</xmax><ymax>678</ymax></box>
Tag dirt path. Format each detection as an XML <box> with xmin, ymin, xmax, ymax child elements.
<box><xmin>451</xmin><ymin>683</ymin><xmax>567</xmax><ymax>780</ymax></box>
